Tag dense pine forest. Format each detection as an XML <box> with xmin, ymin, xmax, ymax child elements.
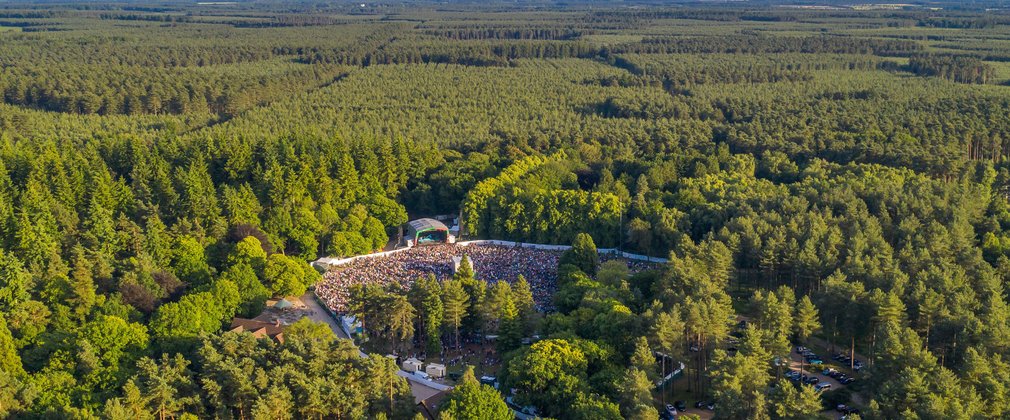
<box><xmin>4</xmin><ymin>1</ymin><xmax>1010</xmax><ymax>419</ymax></box>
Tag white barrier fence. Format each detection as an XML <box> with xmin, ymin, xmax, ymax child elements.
<box><xmin>313</xmin><ymin>246</ymin><xmax>412</xmax><ymax>269</ymax></box>
<box><xmin>313</xmin><ymin>239</ymin><xmax>667</xmax><ymax>270</ymax></box>
<box><xmin>654</xmin><ymin>351</ymin><xmax>686</xmax><ymax>388</ymax></box>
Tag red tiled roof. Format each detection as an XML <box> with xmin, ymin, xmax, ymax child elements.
<box><xmin>229</xmin><ymin>318</ymin><xmax>286</xmax><ymax>343</ymax></box>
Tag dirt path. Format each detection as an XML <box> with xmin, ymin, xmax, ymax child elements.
<box><xmin>298</xmin><ymin>292</ymin><xmax>351</xmax><ymax>340</ymax></box>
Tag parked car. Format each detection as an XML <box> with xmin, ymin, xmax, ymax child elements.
<box><xmin>836</xmin><ymin>404</ymin><xmax>848</xmax><ymax>412</ymax></box>
<box><xmin>841</xmin><ymin>378</ymin><xmax>856</xmax><ymax>385</ymax></box>
<box><xmin>823</xmin><ymin>368</ymin><xmax>836</xmax><ymax>375</ymax></box>
<box><xmin>796</xmin><ymin>346</ymin><xmax>808</xmax><ymax>354</ymax></box>
<box><xmin>807</xmin><ymin>358</ymin><xmax>824</xmax><ymax>365</ymax></box>
<box><xmin>815</xmin><ymin>383</ymin><xmax>832</xmax><ymax>392</ymax></box>
<box><xmin>695</xmin><ymin>401</ymin><xmax>707</xmax><ymax>409</ymax></box>
<box><xmin>705</xmin><ymin>402</ymin><xmax>715</xmax><ymax>411</ymax></box>
<box><xmin>674</xmin><ymin>401</ymin><xmax>687</xmax><ymax>411</ymax></box>
<box><xmin>665</xmin><ymin>404</ymin><xmax>678</xmax><ymax>417</ymax></box>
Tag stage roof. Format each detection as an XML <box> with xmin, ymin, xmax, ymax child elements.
<box><xmin>407</xmin><ymin>218</ymin><xmax>448</xmax><ymax>236</ymax></box>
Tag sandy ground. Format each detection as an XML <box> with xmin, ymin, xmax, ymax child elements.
<box><xmin>298</xmin><ymin>292</ymin><xmax>351</xmax><ymax>340</ymax></box>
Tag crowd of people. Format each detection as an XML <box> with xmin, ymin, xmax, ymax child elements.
<box><xmin>314</xmin><ymin>243</ymin><xmax>659</xmax><ymax>314</ymax></box>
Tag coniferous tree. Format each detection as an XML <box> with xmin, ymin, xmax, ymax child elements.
<box><xmin>0</xmin><ymin>315</ymin><xmax>24</xmax><ymax>378</ymax></box>
<box><xmin>134</xmin><ymin>354</ymin><xmax>200</xmax><ymax>420</ymax></box>
<box><xmin>68</xmin><ymin>246</ymin><xmax>97</xmax><ymax>320</ymax></box>
<box><xmin>560</xmin><ymin>233</ymin><xmax>599</xmax><ymax>276</ymax></box>
<box><xmin>414</xmin><ymin>274</ymin><xmax>444</xmax><ymax>356</ymax></box>
<box><xmin>442</xmin><ymin>279</ymin><xmax>470</xmax><ymax>351</ymax></box>
<box><xmin>617</xmin><ymin>368</ymin><xmax>658</xmax><ymax>420</ymax></box>
<box><xmin>768</xmin><ymin>380</ymin><xmax>823</xmax><ymax>420</ymax></box>
<box><xmin>511</xmin><ymin>274</ymin><xmax>536</xmax><ymax>334</ymax></box>
<box><xmin>497</xmin><ymin>293</ymin><xmax>522</xmax><ymax>354</ymax></box>
<box><xmin>630</xmin><ymin>336</ymin><xmax>658</xmax><ymax>382</ymax></box>
<box><xmin>793</xmin><ymin>295</ymin><xmax>821</xmax><ymax>343</ymax></box>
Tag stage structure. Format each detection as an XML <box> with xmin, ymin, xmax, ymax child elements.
<box><xmin>404</xmin><ymin>218</ymin><xmax>455</xmax><ymax>247</ymax></box>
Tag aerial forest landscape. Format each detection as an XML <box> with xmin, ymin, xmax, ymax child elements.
<box><xmin>1</xmin><ymin>0</ymin><xmax>1010</xmax><ymax>419</ymax></box>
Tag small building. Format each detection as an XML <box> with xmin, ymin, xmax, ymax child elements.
<box><xmin>405</xmin><ymin>218</ymin><xmax>453</xmax><ymax>247</ymax></box>
<box><xmin>425</xmin><ymin>363</ymin><xmax>446</xmax><ymax>379</ymax></box>
<box><xmin>416</xmin><ymin>390</ymin><xmax>449</xmax><ymax>419</ymax></box>
<box><xmin>402</xmin><ymin>358</ymin><xmax>423</xmax><ymax>373</ymax></box>
<box><xmin>229</xmin><ymin>318</ymin><xmax>286</xmax><ymax>343</ymax></box>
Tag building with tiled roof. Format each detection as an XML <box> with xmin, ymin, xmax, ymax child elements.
<box><xmin>229</xmin><ymin>318</ymin><xmax>286</xmax><ymax>343</ymax></box>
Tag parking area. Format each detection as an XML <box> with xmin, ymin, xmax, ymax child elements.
<box><xmin>786</xmin><ymin>346</ymin><xmax>863</xmax><ymax>391</ymax></box>
<box><xmin>667</xmin><ymin>318</ymin><xmax>868</xmax><ymax>419</ymax></box>
<box><xmin>661</xmin><ymin>402</ymin><xmax>714</xmax><ymax>420</ymax></box>
<box><xmin>783</xmin><ymin>345</ymin><xmax>867</xmax><ymax>418</ymax></box>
